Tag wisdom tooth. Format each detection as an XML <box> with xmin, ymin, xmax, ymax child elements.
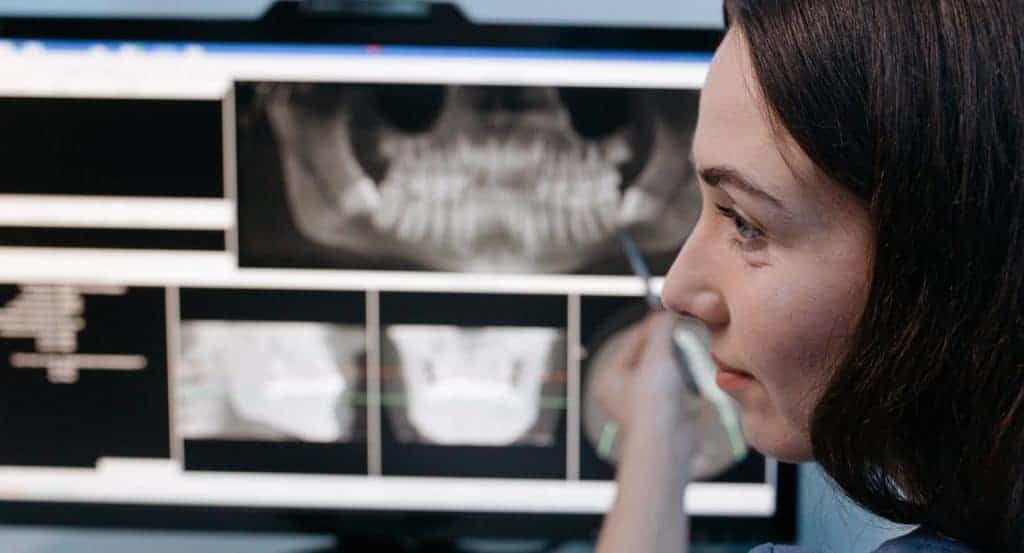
<box><xmin>337</xmin><ymin>176</ymin><xmax>381</xmax><ymax>217</ymax></box>
<box><xmin>602</xmin><ymin>138</ymin><xmax>632</xmax><ymax>165</ymax></box>
<box><xmin>369</xmin><ymin>185</ymin><xmax>401</xmax><ymax>231</ymax></box>
<box><xmin>618</xmin><ymin>187</ymin><xmax>661</xmax><ymax>226</ymax></box>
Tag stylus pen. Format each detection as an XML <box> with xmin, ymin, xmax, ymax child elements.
<box><xmin>617</xmin><ymin>230</ymin><xmax>661</xmax><ymax>310</ymax></box>
<box><xmin>617</xmin><ymin>229</ymin><xmax>701</xmax><ymax>395</ymax></box>
<box><xmin>617</xmin><ymin>231</ymin><xmax>749</xmax><ymax>458</ymax></box>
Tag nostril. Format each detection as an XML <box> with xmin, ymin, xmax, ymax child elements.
<box><xmin>660</xmin><ymin>260</ymin><xmax>730</xmax><ymax>329</ymax></box>
<box><xmin>660</xmin><ymin>294</ymin><xmax>693</xmax><ymax>320</ymax></box>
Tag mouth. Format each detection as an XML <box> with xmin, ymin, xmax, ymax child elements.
<box><xmin>369</xmin><ymin>133</ymin><xmax>628</xmax><ymax>261</ymax></box>
<box><xmin>358</xmin><ymin>87</ymin><xmax>642</xmax><ymax>266</ymax></box>
<box><xmin>710</xmin><ymin>353</ymin><xmax>756</xmax><ymax>391</ymax></box>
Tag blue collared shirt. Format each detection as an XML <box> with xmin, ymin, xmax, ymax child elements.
<box><xmin>751</xmin><ymin>528</ymin><xmax>978</xmax><ymax>553</ymax></box>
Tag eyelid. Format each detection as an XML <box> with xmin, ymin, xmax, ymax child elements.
<box><xmin>697</xmin><ymin>164</ymin><xmax>786</xmax><ymax>211</ymax></box>
<box><xmin>715</xmin><ymin>203</ymin><xmax>766</xmax><ymax>240</ymax></box>
<box><xmin>696</xmin><ymin>168</ymin><xmax>798</xmax><ymax>229</ymax></box>
<box><xmin>712</xmin><ymin>192</ymin><xmax>766</xmax><ymax>230</ymax></box>
<box><xmin>699</xmin><ymin>179</ymin><xmax>769</xmax><ymax>231</ymax></box>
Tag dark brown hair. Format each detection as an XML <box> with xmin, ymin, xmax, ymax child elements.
<box><xmin>724</xmin><ymin>1</ymin><xmax>1024</xmax><ymax>550</ymax></box>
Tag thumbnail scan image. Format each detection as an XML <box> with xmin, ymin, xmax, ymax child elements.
<box><xmin>382</xmin><ymin>325</ymin><xmax>565</xmax><ymax>446</ymax></box>
<box><xmin>177</xmin><ymin>321</ymin><xmax>365</xmax><ymax>443</ymax></box>
<box><xmin>239</xmin><ymin>82</ymin><xmax>701</xmax><ymax>274</ymax></box>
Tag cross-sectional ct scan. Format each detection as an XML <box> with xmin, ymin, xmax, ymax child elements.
<box><xmin>236</xmin><ymin>82</ymin><xmax>701</xmax><ymax>274</ymax></box>
<box><xmin>177</xmin><ymin>321</ymin><xmax>366</xmax><ymax>443</ymax></box>
<box><xmin>381</xmin><ymin>325</ymin><xmax>566</xmax><ymax>447</ymax></box>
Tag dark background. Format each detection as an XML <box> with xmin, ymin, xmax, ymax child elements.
<box><xmin>0</xmin><ymin>285</ymin><xmax>170</xmax><ymax>467</ymax></box>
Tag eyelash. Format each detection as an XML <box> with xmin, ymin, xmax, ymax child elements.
<box><xmin>715</xmin><ymin>204</ymin><xmax>765</xmax><ymax>245</ymax></box>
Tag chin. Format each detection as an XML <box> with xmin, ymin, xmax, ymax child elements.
<box><xmin>740</xmin><ymin>411</ymin><xmax>815</xmax><ymax>463</ymax></box>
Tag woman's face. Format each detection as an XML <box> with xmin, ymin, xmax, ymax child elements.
<box><xmin>662</xmin><ymin>29</ymin><xmax>874</xmax><ymax>462</ymax></box>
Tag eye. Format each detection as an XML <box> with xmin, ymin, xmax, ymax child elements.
<box><xmin>715</xmin><ymin>204</ymin><xmax>764</xmax><ymax>243</ymax></box>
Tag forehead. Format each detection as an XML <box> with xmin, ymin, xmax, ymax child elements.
<box><xmin>699</xmin><ymin>31</ymin><xmax>764</xmax><ymax>137</ymax></box>
<box><xmin>694</xmin><ymin>32</ymin><xmax>794</xmax><ymax>179</ymax></box>
<box><xmin>695</xmin><ymin>31</ymin><xmax>833</xmax><ymax>209</ymax></box>
<box><xmin>694</xmin><ymin>30</ymin><xmax>873</xmax><ymax>231</ymax></box>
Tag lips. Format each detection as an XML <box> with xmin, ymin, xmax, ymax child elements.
<box><xmin>712</xmin><ymin>356</ymin><xmax>753</xmax><ymax>383</ymax></box>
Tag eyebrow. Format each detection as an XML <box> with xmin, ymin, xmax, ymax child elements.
<box><xmin>697</xmin><ymin>165</ymin><xmax>789</xmax><ymax>212</ymax></box>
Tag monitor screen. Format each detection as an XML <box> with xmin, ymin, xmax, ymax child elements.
<box><xmin>0</xmin><ymin>15</ymin><xmax>794</xmax><ymax>543</ymax></box>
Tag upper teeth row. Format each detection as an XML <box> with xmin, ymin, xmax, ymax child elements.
<box><xmin>377</xmin><ymin>134</ymin><xmax>626</xmax><ymax>202</ymax></box>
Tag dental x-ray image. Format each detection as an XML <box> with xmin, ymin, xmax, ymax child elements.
<box><xmin>381</xmin><ymin>325</ymin><xmax>566</xmax><ymax>447</ymax></box>
<box><xmin>177</xmin><ymin>321</ymin><xmax>366</xmax><ymax>443</ymax></box>
<box><xmin>178</xmin><ymin>288</ymin><xmax>368</xmax><ymax>475</ymax></box>
<box><xmin>378</xmin><ymin>291</ymin><xmax>568</xmax><ymax>479</ymax></box>
<box><xmin>236</xmin><ymin>81</ymin><xmax>701</xmax><ymax>274</ymax></box>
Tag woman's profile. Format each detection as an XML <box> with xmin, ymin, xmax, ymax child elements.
<box><xmin>595</xmin><ymin>1</ymin><xmax>1024</xmax><ymax>551</ymax></box>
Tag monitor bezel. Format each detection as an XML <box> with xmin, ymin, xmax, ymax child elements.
<box><xmin>0</xmin><ymin>6</ymin><xmax>799</xmax><ymax>544</ymax></box>
<box><xmin>0</xmin><ymin>1</ymin><xmax>724</xmax><ymax>53</ymax></box>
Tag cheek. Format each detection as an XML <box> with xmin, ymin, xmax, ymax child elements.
<box><xmin>731</xmin><ymin>271</ymin><xmax>863</xmax><ymax>428</ymax></box>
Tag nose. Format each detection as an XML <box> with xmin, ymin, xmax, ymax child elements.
<box><xmin>660</xmin><ymin>218</ymin><xmax>729</xmax><ymax>330</ymax></box>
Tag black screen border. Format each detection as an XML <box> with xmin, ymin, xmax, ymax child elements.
<box><xmin>0</xmin><ymin>2</ymin><xmax>724</xmax><ymax>53</ymax></box>
<box><xmin>0</xmin><ymin>8</ymin><xmax>797</xmax><ymax>544</ymax></box>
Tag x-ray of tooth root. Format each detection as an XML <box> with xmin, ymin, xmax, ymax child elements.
<box><xmin>0</xmin><ymin>284</ymin><xmax>148</xmax><ymax>383</ymax></box>
<box><xmin>239</xmin><ymin>82</ymin><xmax>701</xmax><ymax>274</ymax></box>
<box><xmin>381</xmin><ymin>325</ymin><xmax>566</xmax><ymax>447</ymax></box>
<box><xmin>177</xmin><ymin>321</ymin><xmax>366</xmax><ymax>443</ymax></box>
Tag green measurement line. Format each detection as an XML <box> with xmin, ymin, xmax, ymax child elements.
<box><xmin>344</xmin><ymin>392</ymin><xmax>568</xmax><ymax>410</ymax></box>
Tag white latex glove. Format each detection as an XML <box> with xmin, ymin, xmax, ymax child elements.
<box><xmin>595</xmin><ymin>310</ymin><xmax>702</xmax><ymax>440</ymax></box>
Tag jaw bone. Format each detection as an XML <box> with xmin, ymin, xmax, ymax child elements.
<box><xmin>385</xmin><ymin>325</ymin><xmax>563</xmax><ymax>446</ymax></box>
<box><xmin>264</xmin><ymin>84</ymin><xmax>700</xmax><ymax>273</ymax></box>
<box><xmin>367</xmin><ymin>85</ymin><xmax>633</xmax><ymax>267</ymax></box>
<box><xmin>266</xmin><ymin>86</ymin><xmax>384</xmax><ymax>243</ymax></box>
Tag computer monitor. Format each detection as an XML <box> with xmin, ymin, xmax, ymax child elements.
<box><xmin>0</xmin><ymin>2</ymin><xmax>795</xmax><ymax>544</ymax></box>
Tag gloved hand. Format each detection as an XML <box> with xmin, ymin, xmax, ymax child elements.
<box><xmin>592</xmin><ymin>310</ymin><xmax>703</xmax><ymax>463</ymax></box>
